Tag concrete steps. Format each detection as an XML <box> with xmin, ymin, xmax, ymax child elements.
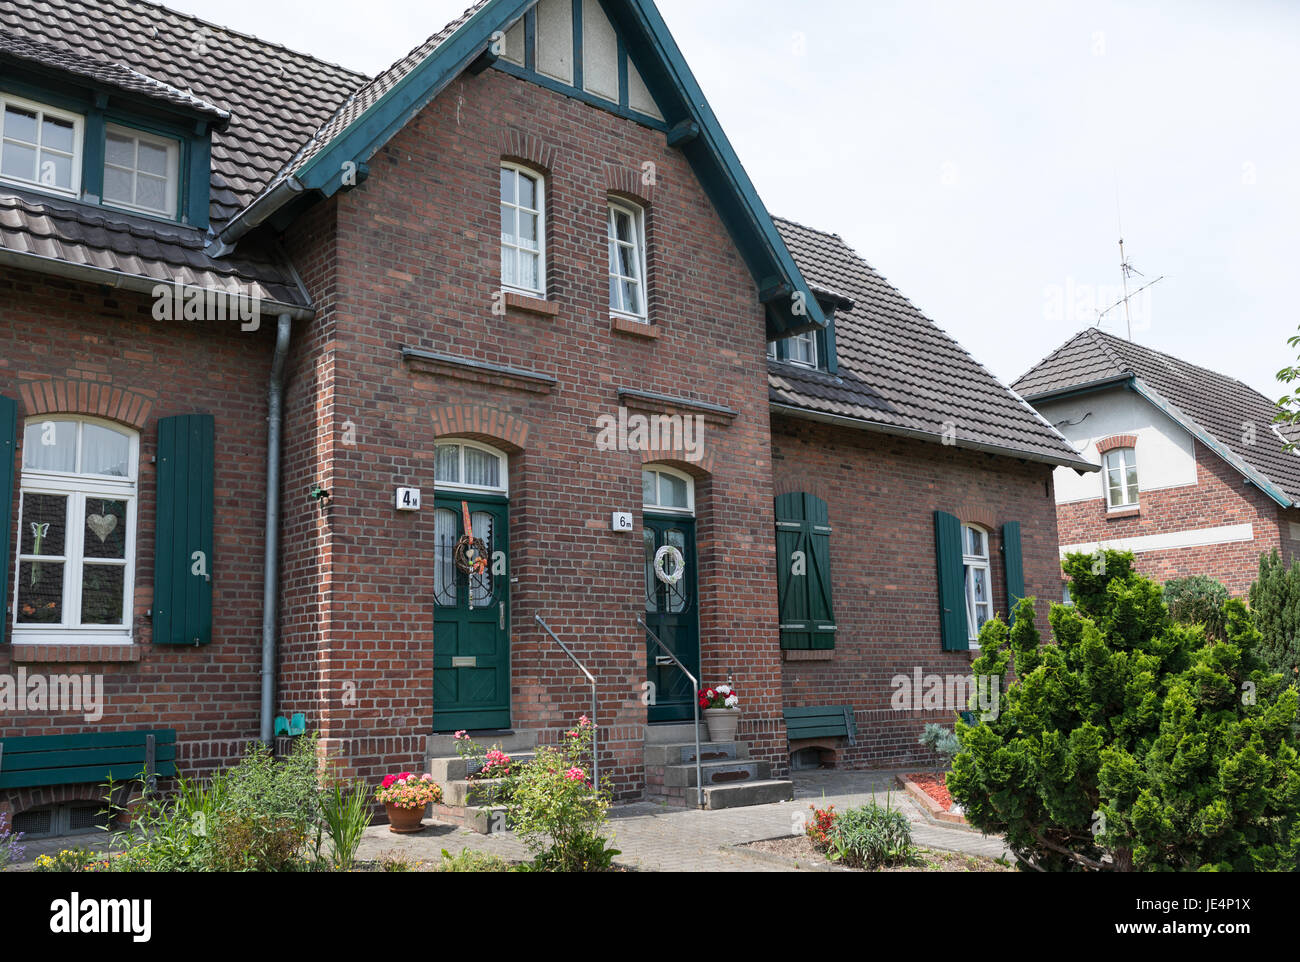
<box><xmin>426</xmin><ymin>731</ymin><xmax>538</xmax><ymax>835</ymax></box>
<box><xmin>643</xmin><ymin>722</ymin><xmax>793</xmax><ymax>810</ymax></box>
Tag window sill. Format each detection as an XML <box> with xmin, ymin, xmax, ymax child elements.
<box><xmin>611</xmin><ymin>315</ymin><xmax>659</xmax><ymax>339</ymax></box>
<box><xmin>1106</xmin><ymin>506</ymin><xmax>1141</xmax><ymax>519</ymax></box>
<box><xmin>782</xmin><ymin>648</ymin><xmax>834</xmax><ymax>662</ymax></box>
<box><xmin>503</xmin><ymin>291</ymin><xmax>559</xmax><ymax>317</ymax></box>
<box><xmin>9</xmin><ymin>643</ymin><xmax>142</xmax><ymax>663</ymax></box>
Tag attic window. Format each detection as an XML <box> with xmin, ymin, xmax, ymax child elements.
<box><xmin>103</xmin><ymin>124</ymin><xmax>180</xmax><ymax>219</ymax></box>
<box><xmin>0</xmin><ymin>94</ymin><xmax>82</xmax><ymax>196</ymax></box>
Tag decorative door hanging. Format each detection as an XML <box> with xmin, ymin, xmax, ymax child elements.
<box><xmin>454</xmin><ymin>501</ymin><xmax>490</xmax><ymax>610</ymax></box>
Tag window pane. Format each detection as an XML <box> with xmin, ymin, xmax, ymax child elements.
<box><xmin>469</xmin><ymin>511</ymin><xmax>494</xmax><ymax>607</ymax></box>
<box><xmin>103</xmin><ymin>164</ymin><xmax>132</xmax><ymax>204</ymax></box>
<box><xmin>20</xmin><ymin>493</ymin><xmax>67</xmax><ymax>556</ymax></box>
<box><xmin>17</xmin><ymin>561</ymin><xmax>63</xmax><ymax>623</ymax></box>
<box><xmin>609</xmin><ymin>274</ymin><xmax>621</xmax><ymax>311</ymax></box>
<box><xmin>519</xmin><ymin>212</ymin><xmax>539</xmax><ymax>247</ymax></box>
<box><xmin>499</xmin><ymin>166</ymin><xmax>515</xmax><ymax>205</ymax></box>
<box><xmin>642</xmin><ymin>470</ymin><xmax>657</xmax><ymax>506</ymax></box>
<box><xmin>433</xmin><ymin>507</ymin><xmax>457</xmax><ymax>607</ymax></box>
<box><xmin>614</xmin><ymin>210</ymin><xmax>634</xmax><ymax>244</ymax></box>
<box><xmin>500</xmin><ymin>206</ymin><xmax>515</xmax><ymax>242</ymax></box>
<box><xmin>41</xmin><ymin>115</ymin><xmax>74</xmax><ymax>154</ymax></box>
<box><xmin>517</xmin><ymin>172</ymin><xmax>536</xmax><ymax>209</ymax></box>
<box><xmin>644</xmin><ymin>528</ymin><xmax>658</xmax><ymax>612</ymax></box>
<box><xmin>665</xmin><ymin>528</ymin><xmax>687</xmax><ymax>613</ymax></box>
<box><xmin>136</xmin><ymin>173</ymin><xmax>167</xmax><ymax>211</ymax></box>
<box><xmin>4</xmin><ymin>105</ymin><xmax>37</xmax><ymax>143</ymax></box>
<box><xmin>82</xmin><ymin>423</ymin><xmax>131</xmax><ymax>477</ymax></box>
<box><xmin>105</xmin><ymin>132</ymin><xmax>134</xmax><ymax>167</ymax></box>
<box><xmin>518</xmin><ymin>250</ymin><xmax>539</xmax><ymax>291</ymax></box>
<box><xmin>463</xmin><ymin>447</ymin><xmax>500</xmax><ymax>488</ymax></box>
<box><xmin>618</xmin><ymin>243</ymin><xmax>638</xmax><ymax>279</ymax></box>
<box><xmin>659</xmin><ymin>472</ymin><xmax>688</xmax><ymax>509</ymax></box>
<box><xmin>39</xmin><ymin>151</ymin><xmax>71</xmax><ymax>189</ymax></box>
<box><xmin>1125</xmin><ymin>463</ymin><xmax>1138</xmax><ymax>501</ymax></box>
<box><xmin>23</xmin><ymin>420</ymin><xmax>76</xmax><ymax>472</ymax></box>
<box><xmin>138</xmin><ymin>140</ymin><xmax>169</xmax><ymax>177</ymax></box>
<box><xmin>2</xmin><ymin>140</ymin><xmax>36</xmax><ymax>181</ymax></box>
<box><xmin>435</xmin><ymin>444</ymin><xmax>460</xmax><ymax>484</ymax></box>
<box><xmin>501</xmin><ymin>245</ymin><xmax>516</xmax><ymax>287</ymax></box>
<box><xmin>80</xmin><ymin>564</ymin><xmax>125</xmax><ymax>625</ymax></box>
<box><xmin>622</xmin><ymin>279</ymin><xmax>641</xmax><ymax>315</ymax></box>
<box><xmin>973</xmin><ymin>567</ymin><xmax>990</xmax><ymax>604</ymax></box>
<box><xmin>83</xmin><ymin>498</ymin><xmax>127</xmax><ymax>560</ymax></box>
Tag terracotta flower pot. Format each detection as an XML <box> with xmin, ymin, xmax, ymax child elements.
<box><xmin>385</xmin><ymin>803</ymin><xmax>426</xmax><ymax>834</ymax></box>
<box><xmin>704</xmin><ymin>708</ymin><xmax>740</xmax><ymax>743</ymax></box>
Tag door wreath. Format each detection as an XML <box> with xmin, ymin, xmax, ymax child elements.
<box><xmin>653</xmin><ymin>544</ymin><xmax>686</xmax><ymax>586</ymax></box>
<box><xmin>454</xmin><ymin>501</ymin><xmax>489</xmax><ymax>575</ymax></box>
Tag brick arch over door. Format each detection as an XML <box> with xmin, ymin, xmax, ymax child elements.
<box><xmin>17</xmin><ymin>379</ymin><xmax>154</xmax><ymax>429</ymax></box>
<box><xmin>638</xmin><ymin>446</ymin><xmax>716</xmax><ymax>479</ymax></box>
<box><xmin>953</xmin><ymin>505</ymin><xmax>999</xmax><ymax>532</ymax></box>
<box><xmin>428</xmin><ymin>403</ymin><xmax>532</xmax><ymax>452</ymax></box>
<box><xmin>604</xmin><ymin>162</ymin><xmax>657</xmax><ymax>207</ymax></box>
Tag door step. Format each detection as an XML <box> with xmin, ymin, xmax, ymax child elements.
<box><xmin>703</xmin><ymin>779</ymin><xmax>795</xmax><ymax>810</ymax></box>
<box><xmin>426</xmin><ymin>730</ymin><xmax>539</xmax><ymax>834</ymax></box>
<box><xmin>643</xmin><ymin>728</ymin><xmax>793</xmax><ymax>810</ymax></box>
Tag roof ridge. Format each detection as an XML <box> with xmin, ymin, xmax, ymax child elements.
<box><xmin>1093</xmin><ymin>327</ymin><xmax>1273</xmax><ymax>401</ymax></box>
<box><xmin>107</xmin><ymin>0</ymin><xmax>371</xmax><ymax>80</ymax></box>
<box><xmin>1083</xmin><ymin>326</ymin><xmax>1132</xmax><ymax>376</ymax></box>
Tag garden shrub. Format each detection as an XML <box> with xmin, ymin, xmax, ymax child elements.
<box><xmin>947</xmin><ymin>550</ymin><xmax>1300</xmax><ymax>872</ymax></box>
<box><xmin>918</xmin><ymin>723</ymin><xmax>960</xmax><ymax>765</ymax></box>
<box><xmin>1249</xmin><ymin>550</ymin><xmax>1300</xmax><ymax>680</ymax></box>
<box><xmin>436</xmin><ymin>847</ymin><xmax>512</xmax><ymax>872</ymax></box>
<box><xmin>318</xmin><ymin>779</ymin><xmax>373</xmax><ymax>871</ymax></box>
<box><xmin>1164</xmin><ymin>574</ymin><xmax>1229</xmax><ymax>640</ymax></box>
<box><xmin>805</xmin><ymin>802</ymin><xmax>836</xmax><ymax>851</ymax></box>
<box><xmin>0</xmin><ymin>812</ymin><xmax>24</xmax><ymax>870</ymax></box>
<box><xmin>506</xmin><ymin>716</ymin><xmax>620</xmax><ymax>872</ymax></box>
<box><xmin>825</xmin><ymin>800</ymin><xmax>914</xmax><ymax>869</ymax></box>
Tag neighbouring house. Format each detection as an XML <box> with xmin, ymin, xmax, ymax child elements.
<box><xmin>1015</xmin><ymin>327</ymin><xmax>1300</xmax><ymax>595</ymax></box>
<box><xmin>0</xmin><ymin>0</ymin><xmax>1091</xmax><ymax>834</ymax></box>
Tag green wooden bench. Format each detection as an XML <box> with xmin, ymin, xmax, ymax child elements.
<box><xmin>0</xmin><ymin>729</ymin><xmax>177</xmax><ymax>791</ymax></box>
<box><xmin>784</xmin><ymin>705</ymin><xmax>857</xmax><ymax>746</ymax></box>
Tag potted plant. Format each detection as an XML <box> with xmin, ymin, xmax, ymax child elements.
<box><xmin>375</xmin><ymin>772</ymin><xmax>441</xmax><ymax>833</ymax></box>
<box><xmin>698</xmin><ymin>684</ymin><xmax>740</xmax><ymax>742</ymax></box>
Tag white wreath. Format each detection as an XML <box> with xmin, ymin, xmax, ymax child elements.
<box><xmin>653</xmin><ymin>544</ymin><xmax>686</xmax><ymax>586</ymax></box>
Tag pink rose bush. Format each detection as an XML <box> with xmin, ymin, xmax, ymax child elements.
<box><xmin>375</xmin><ymin>772</ymin><xmax>442</xmax><ymax>810</ymax></box>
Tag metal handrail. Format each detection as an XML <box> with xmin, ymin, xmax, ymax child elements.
<box><xmin>535</xmin><ymin>615</ymin><xmax>599</xmax><ymax>790</ymax></box>
<box><xmin>637</xmin><ymin>617</ymin><xmax>703</xmax><ymax>808</ymax></box>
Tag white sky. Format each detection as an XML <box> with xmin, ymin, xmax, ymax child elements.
<box><xmin>170</xmin><ymin>0</ymin><xmax>1300</xmax><ymax>399</ymax></box>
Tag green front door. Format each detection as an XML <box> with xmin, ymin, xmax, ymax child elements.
<box><xmin>644</xmin><ymin>514</ymin><xmax>699</xmax><ymax>722</ymax></box>
<box><xmin>433</xmin><ymin>496</ymin><xmax>510</xmax><ymax>732</ymax></box>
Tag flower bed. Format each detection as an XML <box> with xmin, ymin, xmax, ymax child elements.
<box><xmin>898</xmin><ymin>772</ymin><xmax>967</xmax><ymax>826</ymax></box>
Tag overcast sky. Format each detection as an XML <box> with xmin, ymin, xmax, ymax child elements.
<box><xmin>173</xmin><ymin>0</ymin><xmax>1300</xmax><ymax>399</ymax></box>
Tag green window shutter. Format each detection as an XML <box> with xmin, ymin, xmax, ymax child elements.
<box><xmin>775</xmin><ymin>492</ymin><xmax>835</xmax><ymax>650</ymax></box>
<box><xmin>153</xmin><ymin>414</ymin><xmax>214</xmax><ymax>646</ymax></box>
<box><xmin>0</xmin><ymin>395</ymin><xmax>16</xmax><ymax>646</ymax></box>
<box><xmin>1002</xmin><ymin>521</ymin><xmax>1025</xmax><ymax>624</ymax></box>
<box><xmin>934</xmin><ymin>510</ymin><xmax>968</xmax><ymax>651</ymax></box>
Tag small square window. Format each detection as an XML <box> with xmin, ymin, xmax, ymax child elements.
<box><xmin>102</xmin><ymin>123</ymin><xmax>180</xmax><ymax>218</ymax></box>
<box><xmin>0</xmin><ymin>95</ymin><xmax>82</xmax><ymax>196</ymax></box>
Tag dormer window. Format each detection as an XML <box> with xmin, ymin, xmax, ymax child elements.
<box><xmin>768</xmin><ymin>331</ymin><xmax>820</xmax><ymax>369</ymax></box>
<box><xmin>0</xmin><ymin>94</ymin><xmax>82</xmax><ymax>196</ymax></box>
<box><xmin>103</xmin><ymin>124</ymin><xmax>180</xmax><ymax>218</ymax></box>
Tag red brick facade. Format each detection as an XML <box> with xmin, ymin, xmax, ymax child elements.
<box><xmin>1056</xmin><ymin>438</ymin><xmax>1291</xmax><ymax>595</ymax></box>
<box><xmin>771</xmin><ymin>415</ymin><xmax>1062</xmax><ymax>768</ymax></box>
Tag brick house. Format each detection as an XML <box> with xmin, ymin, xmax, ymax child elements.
<box><xmin>0</xmin><ymin>0</ymin><xmax>1090</xmax><ymax>831</ymax></box>
<box><xmin>1015</xmin><ymin>328</ymin><xmax>1300</xmax><ymax>595</ymax></box>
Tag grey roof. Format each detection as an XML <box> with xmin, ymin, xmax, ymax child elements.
<box><xmin>772</xmin><ymin>218</ymin><xmax>1094</xmax><ymax>471</ymax></box>
<box><xmin>1014</xmin><ymin>327</ymin><xmax>1300</xmax><ymax>505</ymax></box>
<box><xmin>0</xmin><ymin>29</ymin><xmax>230</xmax><ymax>122</ymax></box>
<box><xmin>0</xmin><ymin>0</ymin><xmax>368</xmax><ymax>309</ymax></box>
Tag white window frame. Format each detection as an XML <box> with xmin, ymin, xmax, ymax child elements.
<box><xmin>434</xmin><ymin>440</ymin><xmax>509</xmax><ymax>496</ymax></box>
<box><xmin>499</xmin><ymin>161</ymin><xmax>546</xmax><ymax>297</ymax></box>
<box><xmin>1103</xmin><ymin>447</ymin><xmax>1139</xmax><ymax>509</ymax></box>
<box><xmin>642</xmin><ymin>465</ymin><xmax>694</xmax><ymax>516</ymax></box>
<box><xmin>782</xmin><ymin>330</ymin><xmax>819</xmax><ymax>369</ymax></box>
<box><xmin>102</xmin><ymin>122</ymin><xmax>181</xmax><ymax>219</ymax></box>
<box><xmin>962</xmin><ymin>523</ymin><xmax>992</xmax><ymax>646</ymax></box>
<box><xmin>608</xmin><ymin>199</ymin><xmax>648</xmax><ymax>321</ymax></box>
<box><xmin>0</xmin><ymin>93</ymin><xmax>83</xmax><ymax>198</ymax></box>
<box><xmin>12</xmin><ymin>417</ymin><xmax>138</xmax><ymax>645</ymax></box>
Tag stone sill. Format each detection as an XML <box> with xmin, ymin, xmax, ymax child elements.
<box><xmin>611</xmin><ymin>315</ymin><xmax>659</xmax><ymax>339</ymax></box>
<box><xmin>504</xmin><ymin>292</ymin><xmax>559</xmax><ymax>317</ymax></box>
<box><xmin>9</xmin><ymin>644</ymin><xmax>143</xmax><ymax>663</ymax></box>
<box><xmin>1106</xmin><ymin>507</ymin><xmax>1141</xmax><ymax>520</ymax></box>
<box><xmin>782</xmin><ymin>648</ymin><xmax>834</xmax><ymax>662</ymax></box>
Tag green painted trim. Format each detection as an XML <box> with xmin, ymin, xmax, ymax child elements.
<box><xmin>1130</xmin><ymin>379</ymin><xmax>1294</xmax><ymax>508</ymax></box>
<box><xmin>572</xmin><ymin>0</ymin><xmax>584</xmax><ymax>89</ymax></box>
<box><xmin>1</xmin><ymin>729</ymin><xmax>176</xmax><ymax>753</ymax></box>
<box><xmin>492</xmin><ymin>60</ymin><xmax>667</xmax><ymax>130</ymax></box>
<box><xmin>1020</xmin><ymin>374</ymin><xmax>1135</xmax><ymax>405</ymax></box>
<box><xmin>100</xmin><ymin>113</ymin><xmax>191</xmax><ymax>224</ymax></box>
<box><xmin>934</xmin><ymin>510</ymin><xmax>968</xmax><ymax>652</ymax></box>
<box><xmin>0</xmin><ymin>395</ymin><xmax>15</xmax><ymax>647</ymax></box>
<box><xmin>1002</xmin><ymin>521</ymin><xmax>1024</xmax><ymax>623</ymax></box>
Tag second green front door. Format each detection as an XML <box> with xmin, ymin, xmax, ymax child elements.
<box><xmin>644</xmin><ymin>514</ymin><xmax>699</xmax><ymax>722</ymax></box>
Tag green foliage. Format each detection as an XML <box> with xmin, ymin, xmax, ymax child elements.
<box><xmin>506</xmin><ymin>717</ymin><xmax>618</xmax><ymax>872</ymax></box>
<box><xmin>825</xmin><ymin>799</ymin><xmax>915</xmax><ymax>869</ymax></box>
<box><xmin>948</xmin><ymin>549</ymin><xmax>1300</xmax><ymax>872</ymax></box>
<box><xmin>33</xmin><ymin>846</ymin><xmax>100</xmax><ymax>872</ymax></box>
<box><xmin>436</xmin><ymin>847</ymin><xmax>514</xmax><ymax>873</ymax></box>
<box><xmin>1164</xmin><ymin>575</ymin><xmax>1229</xmax><ymax>640</ymax></box>
<box><xmin>918</xmin><ymin>723</ymin><xmax>960</xmax><ymax>764</ymax></box>
<box><xmin>1248</xmin><ymin>550</ymin><xmax>1300</xmax><ymax>680</ymax></box>
<box><xmin>317</xmin><ymin>779</ymin><xmax>373</xmax><ymax>871</ymax></box>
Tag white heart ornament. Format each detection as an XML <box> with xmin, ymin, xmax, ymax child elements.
<box><xmin>87</xmin><ymin>513</ymin><xmax>117</xmax><ymax>543</ymax></box>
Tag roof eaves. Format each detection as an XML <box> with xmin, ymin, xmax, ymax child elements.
<box><xmin>770</xmin><ymin>402</ymin><xmax>1101</xmax><ymax>473</ymax></box>
<box><xmin>1130</xmin><ymin>378</ymin><xmax>1295</xmax><ymax>508</ymax></box>
<box><xmin>1019</xmin><ymin>373</ymin><xmax>1136</xmax><ymax>404</ymax></box>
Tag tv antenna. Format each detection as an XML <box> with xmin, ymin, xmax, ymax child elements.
<box><xmin>1097</xmin><ymin>239</ymin><xmax>1165</xmax><ymax>341</ymax></box>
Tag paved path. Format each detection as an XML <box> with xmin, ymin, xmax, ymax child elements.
<box><xmin>356</xmin><ymin>769</ymin><xmax>1013</xmax><ymax>872</ymax></box>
